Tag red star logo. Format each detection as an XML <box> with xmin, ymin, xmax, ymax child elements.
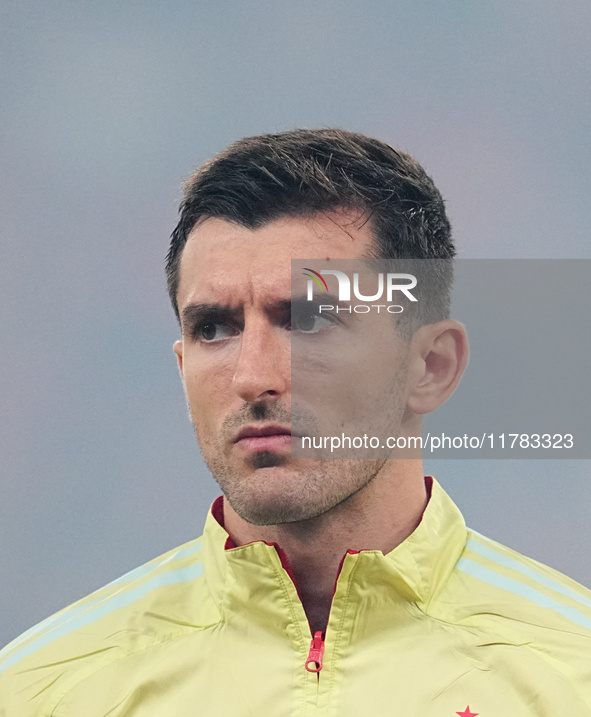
<box><xmin>456</xmin><ymin>708</ymin><xmax>478</xmax><ymax>717</ymax></box>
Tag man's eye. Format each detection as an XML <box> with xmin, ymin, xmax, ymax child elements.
<box><xmin>195</xmin><ymin>322</ymin><xmax>238</xmax><ymax>342</ymax></box>
<box><xmin>290</xmin><ymin>311</ymin><xmax>333</xmax><ymax>334</ymax></box>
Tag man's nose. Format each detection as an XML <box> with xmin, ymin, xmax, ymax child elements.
<box><xmin>231</xmin><ymin>318</ymin><xmax>290</xmax><ymax>403</ymax></box>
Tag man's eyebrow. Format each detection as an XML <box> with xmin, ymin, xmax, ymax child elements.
<box><xmin>180</xmin><ymin>303</ymin><xmax>242</xmax><ymax>331</ymax></box>
<box><xmin>180</xmin><ymin>295</ymin><xmax>349</xmax><ymax>330</ymax></box>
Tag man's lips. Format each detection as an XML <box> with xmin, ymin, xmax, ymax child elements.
<box><xmin>233</xmin><ymin>425</ymin><xmax>293</xmax><ymax>453</ymax></box>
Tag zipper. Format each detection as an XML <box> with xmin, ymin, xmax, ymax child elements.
<box><xmin>305</xmin><ymin>631</ymin><xmax>325</xmax><ymax>672</ymax></box>
<box><xmin>302</xmin><ymin>551</ymin><xmax>359</xmax><ymax>674</ymax></box>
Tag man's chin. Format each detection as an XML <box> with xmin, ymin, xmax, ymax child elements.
<box><xmin>224</xmin><ymin>468</ymin><xmax>326</xmax><ymax>526</ymax></box>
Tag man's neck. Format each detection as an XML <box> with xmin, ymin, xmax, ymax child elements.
<box><xmin>222</xmin><ymin>461</ymin><xmax>429</xmax><ymax>636</ymax></box>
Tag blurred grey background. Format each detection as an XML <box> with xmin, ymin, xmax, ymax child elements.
<box><xmin>1</xmin><ymin>0</ymin><xmax>590</xmax><ymax>648</ymax></box>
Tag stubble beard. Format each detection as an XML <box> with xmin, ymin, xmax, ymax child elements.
<box><xmin>191</xmin><ymin>354</ymin><xmax>408</xmax><ymax>526</ymax></box>
<box><xmin>193</xmin><ymin>401</ymin><xmax>388</xmax><ymax>526</ymax></box>
<box><xmin>206</xmin><ymin>446</ymin><xmax>387</xmax><ymax>526</ymax></box>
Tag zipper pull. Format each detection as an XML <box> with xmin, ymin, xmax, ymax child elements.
<box><xmin>305</xmin><ymin>631</ymin><xmax>325</xmax><ymax>672</ymax></box>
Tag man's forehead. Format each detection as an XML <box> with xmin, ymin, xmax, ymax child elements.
<box><xmin>176</xmin><ymin>211</ymin><xmax>375</xmax><ymax>306</ymax></box>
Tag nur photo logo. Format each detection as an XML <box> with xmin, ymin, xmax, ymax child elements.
<box><xmin>302</xmin><ymin>267</ymin><xmax>418</xmax><ymax>314</ymax></box>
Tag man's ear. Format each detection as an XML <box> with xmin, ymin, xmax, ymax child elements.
<box><xmin>173</xmin><ymin>340</ymin><xmax>184</xmax><ymax>377</ymax></box>
<box><xmin>405</xmin><ymin>320</ymin><xmax>469</xmax><ymax>415</ymax></box>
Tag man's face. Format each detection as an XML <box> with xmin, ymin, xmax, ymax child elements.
<box><xmin>174</xmin><ymin>210</ymin><xmax>414</xmax><ymax>526</ymax></box>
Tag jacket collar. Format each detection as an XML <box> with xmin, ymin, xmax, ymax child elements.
<box><xmin>201</xmin><ymin>477</ymin><xmax>467</xmax><ymax>634</ymax></box>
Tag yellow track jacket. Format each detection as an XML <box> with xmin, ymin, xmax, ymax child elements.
<box><xmin>1</xmin><ymin>477</ymin><xmax>590</xmax><ymax>716</ymax></box>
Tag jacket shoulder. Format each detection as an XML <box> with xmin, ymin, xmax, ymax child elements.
<box><xmin>436</xmin><ymin>528</ymin><xmax>591</xmax><ymax>692</ymax></box>
<box><xmin>442</xmin><ymin>527</ymin><xmax>591</xmax><ymax>632</ymax></box>
<box><xmin>0</xmin><ymin>534</ymin><xmax>215</xmax><ymax>716</ymax></box>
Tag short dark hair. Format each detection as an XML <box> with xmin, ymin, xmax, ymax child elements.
<box><xmin>166</xmin><ymin>128</ymin><xmax>454</xmax><ymax>327</ymax></box>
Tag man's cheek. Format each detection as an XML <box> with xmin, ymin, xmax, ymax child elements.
<box><xmin>190</xmin><ymin>394</ymin><xmax>222</xmax><ymax>441</ymax></box>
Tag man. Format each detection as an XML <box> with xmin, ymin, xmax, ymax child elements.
<box><xmin>1</xmin><ymin>129</ymin><xmax>590</xmax><ymax>715</ymax></box>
